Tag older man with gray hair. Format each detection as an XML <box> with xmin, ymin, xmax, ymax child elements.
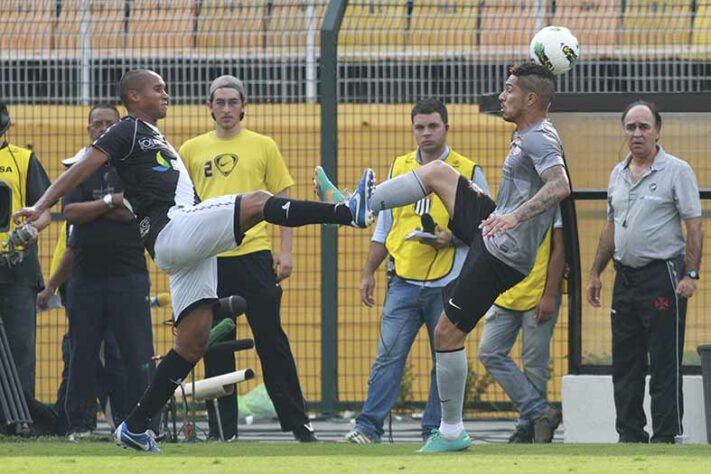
<box><xmin>588</xmin><ymin>100</ymin><xmax>703</xmax><ymax>443</ymax></box>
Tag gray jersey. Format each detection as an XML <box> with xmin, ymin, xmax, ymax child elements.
<box><xmin>607</xmin><ymin>147</ymin><xmax>701</xmax><ymax>268</ymax></box>
<box><xmin>484</xmin><ymin>119</ymin><xmax>566</xmax><ymax>274</ymax></box>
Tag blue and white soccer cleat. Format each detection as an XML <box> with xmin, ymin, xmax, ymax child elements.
<box><xmin>345</xmin><ymin>168</ymin><xmax>375</xmax><ymax>228</ymax></box>
<box><xmin>114</xmin><ymin>421</ymin><xmax>161</xmax><ymax>453</ymax></box>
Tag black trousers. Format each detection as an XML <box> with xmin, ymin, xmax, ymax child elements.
<box><xmin>64</xmin><ymin>273</ymin><xmax>157</xmax><ymax>433</ymax></box>
<box><xmin>205</xmin><ymin>251</ymin><xmax>308</xmax><ymax>438</ymax></box>
<box><xmin>611</xmin><ymin>256</ymin><xmax>686</xmax><ymax>443</ymax></box>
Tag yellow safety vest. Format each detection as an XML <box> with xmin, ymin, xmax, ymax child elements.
<box><xmin>0</xmin><ymin>144</ymin><xmax>32</xmax><ymax>252</ymax></box>
<box><xmin>385</xmin><ymin>150</ymin><xmax>477</xmax><ymax>281</ymax></box>
<box><xmin>495</xmin><ymin>227</ymin><xmax>553</xmax><ymax>311</ymax></box>
<box><xmin>49</xmin><ymin>223</ymin><xmax>68</xmax><ymax>277</ymax></box>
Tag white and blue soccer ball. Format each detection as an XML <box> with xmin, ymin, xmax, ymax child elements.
<box><xmin>529</xmin><ymin>26</ymin><xmax>580</xmax><ymax>76</ymax></box>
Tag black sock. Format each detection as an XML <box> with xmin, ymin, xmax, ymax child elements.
<box><xmin>125</xmin><ymin>349</ymin><xmax>194</xmax><ymax>433</ymax></box>
<box><xmin>263</xmin><ymin>196</ymin><xmax>352</xmax><ymax>227</ymax></box>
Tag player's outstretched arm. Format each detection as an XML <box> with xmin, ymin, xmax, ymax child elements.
<box><xmin>13</xmin><ymin>147</ymin><xmax>109</xmax><ymax>226</ymax></box>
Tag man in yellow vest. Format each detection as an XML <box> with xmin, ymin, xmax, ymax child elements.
<box><xmin>179</xmin><ymin>76</ymin><xmax>315</xmax><ymax>442</ymax></box>
<box><xmin>478</xmin><ymin>212</ymin><xmax>564</xmax><ymax>443</ymax></box>
<box><xmin>321</xmin><ymin>98</ymin><xmax>490</xmax><ymax>443</ymax></box>
<box><xmin>0</xmin><ymin>101</ymin><xmax>52</xmax><ymax>399</ymax></box>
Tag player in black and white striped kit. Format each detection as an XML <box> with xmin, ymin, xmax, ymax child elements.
<box><xmin>14</xmin><ymin>69</ymin><xmax>376</xmax><ymax>452</ymax></box>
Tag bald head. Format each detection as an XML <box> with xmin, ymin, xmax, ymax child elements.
<box><xmin>510</xmin><ymin>62</ymin><xmax>556</xmax><ymax>109</ymax></box>
<box><xmin>119</xmin><ymin>69</ymin><xmax>160</xmax><ymax>108</ymax></box>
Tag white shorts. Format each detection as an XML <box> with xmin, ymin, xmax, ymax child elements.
<box><xmin>153</xmin><ymin>194</ymin><xmax>244</xmax><ymax>323</ymax></box>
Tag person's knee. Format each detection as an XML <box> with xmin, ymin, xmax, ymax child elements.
<box><xmin>434</xmin><ymin>318</ymin><xmax>466</xmax><ymax>350</ymax></box>
<box><xmin>419</xmin><ymin>160</ymin><xmax>454</xmax><ymax>188</ymax></box>
<box><xmin>239</xmin><ymin>190</ymin><xmax>273</xmax><ymax>231</ymax></box>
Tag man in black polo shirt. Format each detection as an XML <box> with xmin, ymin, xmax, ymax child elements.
<box><xmin>61</xmin><ymin>104</ymin><xmax>156</xmax><ymax>438</ymax></box>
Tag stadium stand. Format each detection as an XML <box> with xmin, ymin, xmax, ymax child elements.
<box><xmin>339</xmin><ymin>1</ymin><xmax>406</xmax><ymax>58</ymax></box>
<box><xmin>479</xmin><ymin>0</ymin><xmax>542</xmax><ymax>60</ymax></box>
<box><xmin>0</xmin><ymin>0</ymin><xmax>53</xmax><ymax>56</ymax></box>
<box><xmin>127</xmin><ymin>0</ymin><xmax>196</xmax><ymax>53</ymax></box>
<box><xmin>196</xmin><ymin>0</ymin><xmax>264</xmax><ymax>55</ymax></box>
<box><xmin>55</xmin><ymin>0</ymin><xmax>126</xmax><ymax>54</ymax></box>
<box><xmin>406</xmin><ymin>1</ymin><xmax>479</xmax><ymax>57</ymax></box>
<box><xmin>691</xmin><ymin>1</ymin><xmax>711</xmax><ymax>58</ymax></box>
<box><xmin>551</xmin><ymin>0</ymin><xmax>620</xmax><ymax>58</ymax></box>
<box><xmin>621</xmin><ymin>0</ymin><xmax>693</xmax><ymax>56</ymax></box>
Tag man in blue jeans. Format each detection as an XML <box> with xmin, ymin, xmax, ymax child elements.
<box><xmin>316</xmin><ymin>99</ymin><xmax>489</xmax><ymax>443</ymax></box>
<box><xmin>478</xmin><ymin>210</ymin><xmax>564</xmax><ymax>443</ymax></box>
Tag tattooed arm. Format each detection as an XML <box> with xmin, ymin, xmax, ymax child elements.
<box><xmin>587</xmin><ymin>220</ymin><xmax>615</xmax><ymax>307</ymax></box>
<box><xmin>480</xmin><ymin>165</ymin><xmax>570</xmax><ymax>238</ymax></box>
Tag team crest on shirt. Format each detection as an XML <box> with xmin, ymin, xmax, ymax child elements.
<box><xmin>213</xmin><ymin>153</ymin><xmax>239</xmax><ymax>177</ymax></box>
<box><xmin>508</xmin><ymin>136</ymin><xmax>523</xmax><ymax>158</ymax></box>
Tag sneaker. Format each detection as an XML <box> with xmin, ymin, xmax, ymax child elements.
<box><xmin>417</xmin><ymin>429</ymin><xmax>471</xmax><ymax>453</ymax></box>
<box><xmin>508</xmin><ymin>424</ymin><xmax>534</xmax><ymax>444</ymax></box>
<box><xmin>314</xmin><ymin>166</ymin><xmax>346</xmax><ymax>204</ymax></box>
<box><xmin>344</xmin><ymin>429</ymin><xmax>375</xmax><ymax>444</ymax></box>
<box><xmin>293</xmin><ymin>423</ymin><xmax>318</xmax><ymax>442</ymax></box>
<box><xmin>344</xmin><ymin>168</ymin><xmax>375</xmax><ymax>228</ymax></box>
<box><xmin>114</xmin><ymin>421</ymin><xmax>161</xmax><ymax>452</ymax></box>
<box><xmin>533</xmin><ymin>407</ymin><xmax>562</xmax><ymax>443</ymax></box>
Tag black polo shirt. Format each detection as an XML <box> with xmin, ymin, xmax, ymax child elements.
<box><xmin>63</xmin><ymin>164</ymin><xmax>147</xmax><ymax>277</ymax></box>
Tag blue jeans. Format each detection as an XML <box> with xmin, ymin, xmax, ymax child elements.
<box><xmin>355</xmin><ymin>277</ymin><xmax>442</xmax><ymax>441</ymax></box>
<box><xmin>478</xmin><ymin>298</ymin><xmax>560</xmax><ymax>424</ymax></box>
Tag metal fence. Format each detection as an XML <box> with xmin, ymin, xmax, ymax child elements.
<box><xmin>1</xmin><ymin>0</ymin><xmax>710</xmax><ymax>416</ymax></box>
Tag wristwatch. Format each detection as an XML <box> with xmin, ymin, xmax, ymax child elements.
<box><xmin>687</xmin><ymin>270</ymin><xmax>700</xmax><ymax>280</ymax></box>
<box><xmin>103</xmin><ymin>193</ymin><xmax>115</xmax><ymax>209</ymax></box>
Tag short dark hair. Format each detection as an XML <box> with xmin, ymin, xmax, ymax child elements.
<box><xmin>510</xmin><ymin>62</ymin><xmax>556</xmax><ymax>107</ymax></box>
<box><xmin>88</xmin><ymin>103</ymin><xmax>120</xmax><ymax>123</ymax></box>
<box><xmin>411</xmin><ymin>98</ymin><xmax>448</xmax><ymax>125</ymax></box>
<box><xmin>621</xmin><ymin>100</ymin><xmax>662</xmax><ymax>131</ymax></box>
<box><xmin>118</xmin><ymin>69</ymin><xmax>155</xmax><ymax>108</ymax></box>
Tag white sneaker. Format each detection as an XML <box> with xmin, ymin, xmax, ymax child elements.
<box><xmin>344</xmin><ymin>429</ymin><xmax>375</xmax><ymax>444</ymax></box>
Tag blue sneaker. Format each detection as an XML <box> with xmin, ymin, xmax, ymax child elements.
<box><xmin>114</xmin><ymin>421</ymin><xmax>161</xmax><ymax>452</ymax></box>
<box><xmin>345</xmin><ymin>168</ymin><xmax>375</xmax><ymax>228</ymax></box>
<box><xmin>417</xmin><ymin>429</ymin><xmax>471</xmax><ymax>453</ymax></box>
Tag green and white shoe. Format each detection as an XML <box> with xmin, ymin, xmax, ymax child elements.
<box><xmin>313</xmin><ymin>165</ymin><xmax>346</xmax><ymax>228</ymax></box>
<box><xmin>313</xmin><ymin>166</ymin><xmax>346</xmax><ymax>204</ymax></box>
<box><xmin>417</xmin><ymin>429</ymin><xmax>472</xmax><ymax>453</ymax></box>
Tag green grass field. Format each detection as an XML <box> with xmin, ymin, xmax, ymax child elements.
<box><xmin>2</xmin><ymin>440</ymin><xmax>711</xmax><ymax>474</ymax></box>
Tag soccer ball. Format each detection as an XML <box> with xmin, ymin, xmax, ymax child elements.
<box><xmin>529</xmin><ymin>26</ymin><xmax>580</xmax><ymax>76</ymax></box>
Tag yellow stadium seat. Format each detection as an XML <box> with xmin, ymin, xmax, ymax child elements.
<box><xmin>552</xmin><ymin>0</ymin><xmax>621</xmax><ymax>58</ymax></box>
<box><xmin>406</xmin><ymin>1</ymin><xmax>479</xmax><ymax>57</ymax></box>
<box><xmin>128</xmin><ymin>0</ymin><xmax>195</xmax><ymax>53</ymax></box>
<box><xmin>340</xmin><ymin>1</ymin><xmax>407</xmax><ymax>58</ymax></box>
<box><xmin>0</xmin><ymin>0</ymin><xmax>53</xmax><ymax>56</ymax></box>
<box><xmin>690</xmin><ymin>2</ymin><xmax>711</xmax><ymax>58</ymax></box>
<box><xmin>196</xmin><ymin>0</ymin><xmax>264</xmax><ymax>55</ymax></box>
<box><xmin>621</xmin><ymin>0</ymin><xmax>692</xmax><ymax>57</ymax></box>
<box><xmin>266</xmin><ymin>0</ymin><xmax>326</xmax><ymax>54</ymax></box>
<box><xmin>55</xmin><ymin>0</ymin><xmax>126</xmax><ymax>54</ymax></box>
<box><xmin>479</xmin><ymin>0</ymin><xmax>542</xmax><ymax>61</ymax></box>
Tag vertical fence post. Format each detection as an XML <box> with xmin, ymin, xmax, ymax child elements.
<box><xmin>319</xmin><ymin>0</ymin><xmax>347</xmax><ymax>414</ymax></box>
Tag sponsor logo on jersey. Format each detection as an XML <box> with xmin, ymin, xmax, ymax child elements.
<box><xmin>152</xmin><ymin>151</ymin><xmax>172</xmax><ymax>172</ymax></box>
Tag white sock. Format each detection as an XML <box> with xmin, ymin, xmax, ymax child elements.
<box><xmin>439</xmin><ymin>421</ymin><xmax>465</xmax><ymax>439</ymax></box>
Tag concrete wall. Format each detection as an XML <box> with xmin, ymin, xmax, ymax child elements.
<box><xmin>562</xmin><ymin>375</ymin><xmax>708</xmax><ymax>444</ymax></box>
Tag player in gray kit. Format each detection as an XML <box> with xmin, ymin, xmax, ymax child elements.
<box><xmin>317</xmin><ymin>62</ymin><xmax>571</xmax><ymax>452</ymax></box>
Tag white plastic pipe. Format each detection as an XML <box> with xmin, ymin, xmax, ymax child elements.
<box><xmin>174</xmin><ymin>369</ymin><xmax>255</xmax><ymax>401</ymax></box>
